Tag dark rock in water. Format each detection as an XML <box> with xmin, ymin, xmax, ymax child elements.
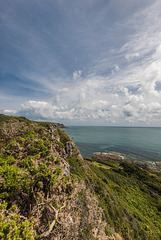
<box><xmin>92</xmin><ymin>152</ymin><xmax>157</xmax><ymax>172</ymax></box>
<box><xmin>92</xmin><ymin>152</ymin><xmax>123</xmax><ymax>162</ymax></box>
<box><xmin>132</xmin><ymin>161</ymin><xmax>152</xmax><ymax>171</ymax></box>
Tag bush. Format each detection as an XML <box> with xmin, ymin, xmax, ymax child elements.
<box><xmin>0</xmin><ymin>162</ymin><xmax>30</xmax><ymax>202</ymax></box>
<box><xmin>0</xmin><ymin>201</ymin><xmax>36</xmax><ymax>239</ymax></box>
<box><xmin>48</xmin><ymin>155</ymin><xmax>55</xmax><ymax>162</ymax></box>
<box><xmin>0</xmin><ymin>155</ymin><xmax>16</xmax><ymax>166</ymax></box>
<box><xmin>28</xmin><ymin>146</ymin><xmax>39</xmax><ymax>155</ymax></box>
<box><xmin>55</xmin><ymin>158</ymin><xmax>61</xmax><ymax>164</ymax></box>
<box><xmin>56</xmin><ymin>141</ymin><xmax>64</xmax><ymax>148</ymax></box>
<box><xmin>57</xmin><ymin>129</ymin><xmax>70</xmax><ymax>144</ymax></box>
<box><xmin>25</xmin><ymin>130</ymin><xmax>36</xmax><ymax>139</ymax></box>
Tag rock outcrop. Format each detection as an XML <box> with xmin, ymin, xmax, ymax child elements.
<box><xmin>0</xmin><ymin>115</ymin><xmax>118</xmax><ymax>240</ymax></box>
<box><xmin>92</xmin><ymin>152</ymin><xmax>123</xmax><ymax>162</ymax></box>
<box><xmin>65</xmin><ymin>141</ymin><xmax>75</xmax><ymax>156</ymax></box>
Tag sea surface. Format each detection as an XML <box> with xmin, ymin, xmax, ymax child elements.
<box><xmin>65</xmin><ymin>126</ymin><xmax>161</xmax><ymax>164</ymax></box>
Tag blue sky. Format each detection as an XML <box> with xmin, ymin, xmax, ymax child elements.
<box><xmin>1</xmin><ymin>0</ymin><xmax>161</xmax><ymax>126</ymax></box>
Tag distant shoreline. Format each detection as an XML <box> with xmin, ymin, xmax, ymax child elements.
<box><xmin>91</xmin><ymin>151</ymin><xmax>161</xmax><ymax>172</ymax></box>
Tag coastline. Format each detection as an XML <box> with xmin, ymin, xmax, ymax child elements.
<box><xmin>65</xmin><ymin>126</ymin><xmax>161</xmax><ymax>172</ymax></box>
<box><xmin>91</xmin><ymin>151</ymin><xmax>161</xmax><ymax>172</ymax></box>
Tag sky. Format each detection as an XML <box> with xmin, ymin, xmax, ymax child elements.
<box><xmin>0</xmin><ymin>0</ymin><xmax>161</xmax><ymax>126</ymax></box>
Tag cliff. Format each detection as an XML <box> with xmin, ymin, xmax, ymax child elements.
<box><xmin>0</xmin><ymin>115</ymin><xmax>161</xmax><ymax>240</ymax></box>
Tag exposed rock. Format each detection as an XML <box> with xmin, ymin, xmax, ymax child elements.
<box><xmin>46</xmin><ymin>125</ymin><xmax>57</xmax><ymax>138</ymax></box>
<box><xmin>60</xmin><ymin>159</ymin><xmax>70</xmax><ymax>176</ymax></box>
<box><xmin>42</xmin><ymin>180</ymin><xmax>116</xmax><ymax>240</ymax></box>
<box><xmin>132</xmin><ymin>161</ymin><xmax>153</xmax><ymax>171</ymax></box>
<box><xmin>65</xmin><ymin>141</ymin><xmax>75</xmax><ymax>156</ymax></box>
<box><xmin>92</xmin><ymin>152</ymin><xmax>123</xmax><ymax>162</ymax></box>
<box><xmin>156</xmin><ymin>162</ymin><xmax>161</xmax><ymax>166</ymax></box>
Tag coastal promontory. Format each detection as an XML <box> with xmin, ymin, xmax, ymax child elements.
<box><xmin>0</xmin><ymin>115</ymin><xmax>161</xmax><ymax>240</ymax></box>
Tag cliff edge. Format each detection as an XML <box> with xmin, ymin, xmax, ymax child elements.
<box><xmin>0</xmin><ymin>115</ymin><xmax>161</xmax><ymax>240</ymax></box>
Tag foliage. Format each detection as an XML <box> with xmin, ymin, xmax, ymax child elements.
<box><xmin>67</xmin><ymin>154</ymin><xmax>161</xmax><ymax>239</ymax></box>
<box><xmin>28</xmin><ymin>145</ymin><xmax>39</xmax><ymax>155</ymax></box>
<box><xmin>0</xmin><ymin>114</ymin><xmax>30</xmax><ymax>125</ymax></box>
<box><xmin>1</xmin><ymin>114</ymin><xmax>161</xmax><ymax>239</ymax></box>
<box><xmin>56</xmin><ymin>141</ymin><xmax>64</xmax><ymax>148</ymax></box>
<box><xmin>0</xmin><ymin>201</ymin><xmax>36</xmax><ymax>239</ymax></box>
<box><xmin>0</xmin><ymin>159</ymin><xmax>30</xmax><ymax>201</ymax></box>
<box><xmin>55</xmin><ymin>158</ymin><xmax>61</xmax><ymax>164</ymax></box>
<box><xmin>82</xmin><ymin>158</ymin><xmax>161</xmax><ymax>240</ymax></box>
<box><xmin>48</xmin><ymin>154</ymin><xmax>55</xmax><ymax>162</ymax></box>
<box><xmin>0</xmin><ymin>133</ymin><xmax>62</xmax><ymax>206</ymax></box>
<box><xmin>66</xmin><ymin>156</ymin><xmax>86</xmax><ymax>180</ymax></box>
<box><xmin>0</xmin><ymin>155</ymin><xmax>17</xmax><ymax>166</ymax></box>
<box><xmin>57</xmin><ymin>128</ymin><xmax>70</xmax><ymax>144</ymax></box>
<box><xmin>24</xmin><ymin>130</ymin><xmax>37</xmax><ymax>139</ymax></box>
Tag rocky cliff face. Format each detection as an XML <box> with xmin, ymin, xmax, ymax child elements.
<box><xmin>0</xmin><ymin>115</ymin><xmax>120</xmax><ymax>240</ymax></box>
<box><xmin>1</xmin><ymin>115</ymin><xmax>161</xmax><ymax>240</ymax></box>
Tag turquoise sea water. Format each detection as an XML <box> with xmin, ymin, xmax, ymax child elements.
<box><xmin>65</xmin><ymin>126</ymin><xmax>161</xmax><ymax>163</ymax></box>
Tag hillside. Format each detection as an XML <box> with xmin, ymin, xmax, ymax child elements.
<box><xmin>0</xmin><ymin>115</ymin><xmax>161</xmax><ymax>239</ymax></box>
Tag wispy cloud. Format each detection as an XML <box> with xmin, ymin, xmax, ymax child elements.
<box><xmin>1</xmin><ymin>0</ymin><xmax>161</xmax><ymax>126</ymax></box>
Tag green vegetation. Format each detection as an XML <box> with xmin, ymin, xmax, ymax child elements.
<box><xmin>83</xmin><ymin>158</ymin><xmax>161</xmax><ymax>240</ymax></box>
<box><xmin>1</xmin><ymin>114</ymin><xmax>161</xmax><ymax>239</ymax></box>
<box><xmin>66</xmin><ymin>155</ymin><xmax>161</xmax><ymax>239</ymax></box>
<box><xmin>66</xmin><ymin>155</ymin><xmax>86</xmax><ymax>180</ymax></box>
<box><xmin>57</xmin><ymin>128</ymin><xmax>70</xmax><ymax>144</ymax></box>
<box><xmin>0</xmin><ymin>114</ymin><xmax>30</xmax><ymax>124</ymax></box>
<box><xmin>0</xmin><ymin>154</ymin><xmax>62</xmax><ymax>208</ymax></box>
<box><xmin>0</xmin><ymin>116</ymin><xmax>64</xmax><ymax>238</ymax></box>
<box><xmin>0</xmin><ymin>201</ymin><xmax>35</xmax><ymax>240</ymax></box>
<box><xmin>56</xmin><ymin>141</ymin><xmax>64</xmax><ymax>148</ymax></box>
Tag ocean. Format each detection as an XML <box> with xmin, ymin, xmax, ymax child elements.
<box><xmin>65</xmin><ymin>126</ymin><xmax>161</xmax><ymax>164</ymax></box>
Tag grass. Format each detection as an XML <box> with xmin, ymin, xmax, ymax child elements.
<box><xmin>83</xmin><ymin>158</ymin><xmax>161</xmax><ymax>240</ymax></box>
<box><xmin>70</xmin><ymin>156</ymin><xmax>161</xmax><ymax>239</ymax></box>
<box><xmin>88</xmin><ymin>160</ymin><xmax>111</xmax><ymax>170</ymax></box>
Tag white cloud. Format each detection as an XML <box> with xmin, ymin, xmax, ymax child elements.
<box><xmin>22</xmin><ymin>101</ymin><xmax>48</xmax><ymax>108</ymax></box>
<box><xmin>114</xmin><ymin>65</ymin><xmax>120</xmax><ymax>71</ymax></box>
<box><xmin>123</xmin><ymin>104</ymin><xmax>137</xmax><ymax>117</ymax></box>
<box><xmin>4</xmin><ymin>109</ymin><xmax>17</xmax><ymax>115</ymax></box>
<box><xmin>125</xmin><ymin>53</ymin><xmax>140</xmax><ymax>60</ymax></box>
<box><xmin>73</xmin><ymin>70</ymin><xmax>82</xmax><ymax>81</ymax></box>
<box><xmin>58</xmin><ymin>88</ymin><xmax>69</xmax><ymax>93</ymax></box>
<box><xmin>111</xmin><ymin>65</ymin><xmax>120</xmax><ymax>74</ymax></box>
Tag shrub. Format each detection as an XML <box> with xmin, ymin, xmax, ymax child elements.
<box><xmin>25</xmin><ymin>130</ymin><xmax>36</xmax><ymax>139</ymax></box>
<box><xmin>57</xmin><ymin>129</ymin><xmax>70</xmax><ymax>144</ymax></box>
<box><xmin>0</xmin><ymin>162</ymin><xmax>30</xmax><ymax>202</ymax></box>
<box><xmin>0</xmin><ymin>201</ymin><xmax>35</xmax><ymax>239</ymax></box>
<box><xmin>56</xmin><ymin>141</ymin><xmax>64</xmax><ymax>148</ymax></box>
<box><xmin>0</xmin><ymin>155</ymin><xmax>16</xmax><ymax>166</ymax></box>
<box><xmin>5</xmin><ymin>140</ymin><xmax>17</xmax><ymax>150</ymax></box>
<box><xmin>28</xmin><ymin>146</ymin><xmax>39</xmax><ymax>155</ymax></box>
<box><xmin>48</xmin><ymin>155</ymin><xmax>55</xmax><ymax>162</ymax></box>
<box><xmin>55</xmin><ymin>158</ymin><xmax>61</xmax><ymax>164</ymax></box>
<box><xmin>44</xmin><ymin>140</ymin><xmax>50</xmax><ymax>146</ymax></box>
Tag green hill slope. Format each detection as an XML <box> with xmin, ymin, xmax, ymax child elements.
<box><xmin>0</xmin><ymin>115</ymin><xmax>161</xmax><ymax>239</ymax></box>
